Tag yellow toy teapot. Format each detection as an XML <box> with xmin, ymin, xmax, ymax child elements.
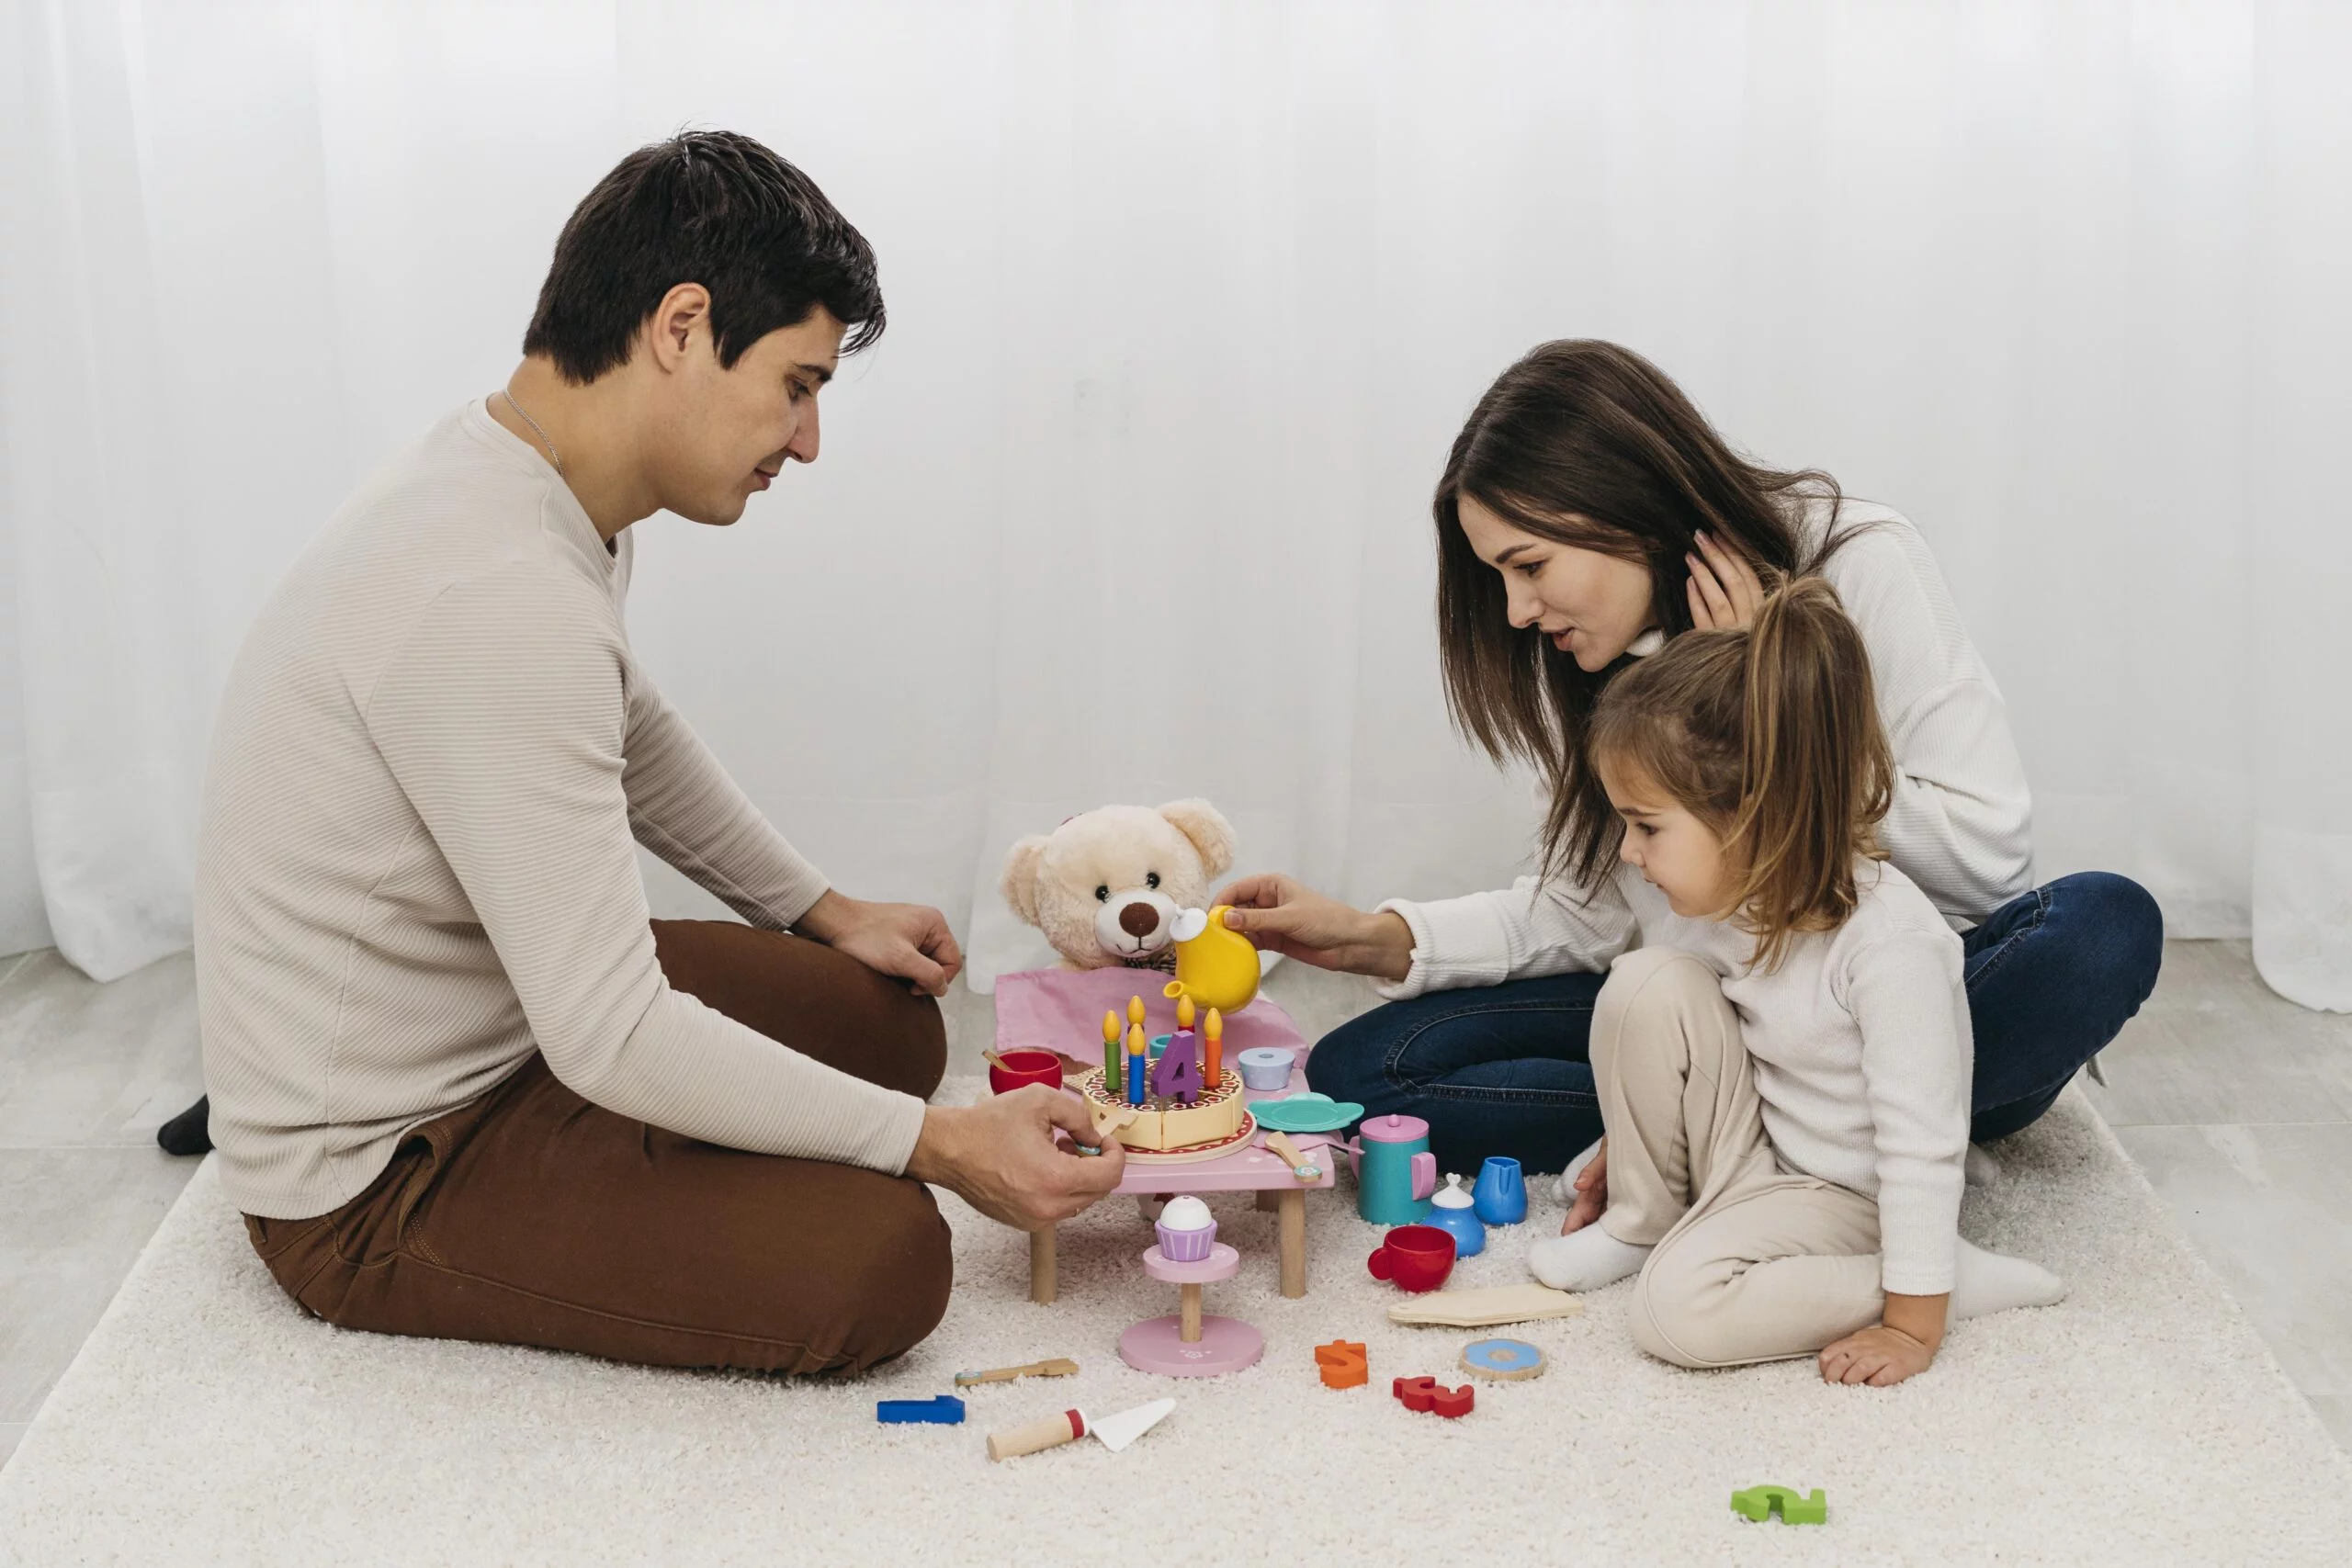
<box><xmin>1162</xmin><ymin>904</ymin><xmax>1261</xmax><ymax>1014</ymax></box>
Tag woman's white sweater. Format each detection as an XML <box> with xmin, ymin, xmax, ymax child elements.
<box><xmin>1376</xmin><ymin>496</ymin><xmax>2032</xmax><ymax>1007</ymax></box>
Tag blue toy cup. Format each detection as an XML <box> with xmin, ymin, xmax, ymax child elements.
<box><xmin>1472</xmin><ymin>1156</ymin><xmax>1527</xmax><ymax>1226</ymax></box>
<box><xmin>1236</xmin><ymin>1047</ymin><xmax>1295</xmax><ymax>1090</ymax></box>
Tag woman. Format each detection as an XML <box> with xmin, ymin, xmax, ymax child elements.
<box><xmin>1219</xmin><ymin>340</ymin><xmax>2162</xmax><ymax>1183</ymax></box>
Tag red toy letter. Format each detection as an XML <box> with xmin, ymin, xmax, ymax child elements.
<box><xmin>1392</xmin><ymin>1376</ymin><xmax>1472</xmax><ymax>1417</ymax></box>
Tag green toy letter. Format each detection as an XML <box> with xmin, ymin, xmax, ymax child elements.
<box><xmin>1730</xmin><ymin>1485</ymin><xmax>1827</xmax><ymax>1526</ymax></box>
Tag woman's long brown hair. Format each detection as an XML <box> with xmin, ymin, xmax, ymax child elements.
<box><xmin>1588</xmin><ymin>579</ymin><xmax>1894</xmax><ymax>971</ymax></box>
<box><xmin>1434</xmin><ymin>340</ymin><xmax>1852</xmax><ymax>889</ymax></box>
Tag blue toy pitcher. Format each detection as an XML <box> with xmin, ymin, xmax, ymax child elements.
<box><xmin>1345</xmin><ymin>1113</ymin><xmax>1438</xmax><ymax>1226</ymax></box>
<box><xmin>1472</xmin><ymin>1156</ymin><xmax>1528</xmax><ymax>1226</ymax></box>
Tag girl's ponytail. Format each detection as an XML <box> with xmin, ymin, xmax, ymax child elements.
<box><xmin>1724</xmin><ymin>579</ymin><xmax>1894</xmax><ymax>969</ymax></box>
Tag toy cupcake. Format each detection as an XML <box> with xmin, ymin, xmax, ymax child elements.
<box><xmin>1153</xmin><ymin>1195</ymin><xmax>1217</xmax><ymax>1262</ymax></box>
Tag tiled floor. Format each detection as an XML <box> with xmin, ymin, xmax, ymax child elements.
<box><xmin>0</xmin><ymin>947</ymin><xmax>210</xmax><ymax>1472</ymax></box>
<box><xmin>1</xmin><ymin>938</ymin><xmax>2346</xmax><ymax>1472</ymax></box>
<box><xmin>2073</xmin><ymin>942</ymin><xmax>2352</xmax><ymax>1450</ymax></box>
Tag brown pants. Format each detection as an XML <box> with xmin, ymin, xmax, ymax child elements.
<box><xmin>243</xmin><ymin>919</ymin><xmax>952</xmax><ymax>1374</ymax></box>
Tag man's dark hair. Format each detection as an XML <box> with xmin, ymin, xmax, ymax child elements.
<box><xmin>523</xmin><ymin>130</ymin><xmax>884</xmax><ymax>384</ymax></box>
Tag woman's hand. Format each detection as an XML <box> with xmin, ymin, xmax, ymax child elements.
<box><xmin>796</xmin><ymin>891</ymin><xmax>965</xmax><ymax>997</ymax></box>
<box><xmin>1211</xmin><ymin>874</ymin><xmax>1416</xmax><ymax>983</ymax></box>
<box><xmin>1685</xmin><ymin>529</ymin><xmax>1766</xmax><ymax>631</ymax></box>
<box><xmin>1816</xmin><ymin>1324</ymin><xmax>1936</xmax><ymax>1387</ymax></box>
<box><xmin>1561</xmin><ymin>1137</ymin><xmax>1608</xmax><ymax>1235</ymax></box>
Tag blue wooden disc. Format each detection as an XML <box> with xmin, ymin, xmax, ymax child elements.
<box><xmin>1461</xmin><ymin>1337</ymin><xmax>1547</xmax><ymax>1380</ymax></box>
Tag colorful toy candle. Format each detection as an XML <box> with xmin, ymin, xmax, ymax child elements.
<box><xmin>1125</xmin><ymin>1022</ymin><xmax>1148</xmax><ymax>1107</ymax></box>
<box><xmin>1204</xmin><ymin>1008</ymin><xmax>1225</xmax><ymax>1089</ymax></box>
<box><xmin>1102</xmin><ymin>1010</ymin><xmax>1124</xmax><ymax>1097</ymax></box>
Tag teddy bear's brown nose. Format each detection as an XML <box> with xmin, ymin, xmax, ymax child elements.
<box><xmin>1118</xmin><ymin>901</ymin><xmax>1162</xmax><ymax>939</ymax></box>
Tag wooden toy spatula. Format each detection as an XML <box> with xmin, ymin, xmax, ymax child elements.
<box><xmin>1261</xmin><ymin>1130</ymin><xmax>1322</xmax><ymax>1181</ymax></box>
<box><xmin>987</xmin><ymin>1397</ymin><xmax>1174</xmax><ymax>1461</ymax></box>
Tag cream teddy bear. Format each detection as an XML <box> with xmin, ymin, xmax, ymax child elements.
<box><xmin>999</xmin><ymin>799</ymin><xmax>1238</xmax><ymax>971</ymax></box>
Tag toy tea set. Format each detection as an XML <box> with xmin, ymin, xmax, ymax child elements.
<box><xmin>948</xmin><ymin>840</ymin><xmax>1587</xmax><ymax>1465</ymax></box>
<box><xmin>986</xmin><ymin>899</ymin><xmax>1558</xmax><ymax>1376</ymax></box>
<box><xmin>936</xmin><ymin>803</ymin><xmax>1815</xmax><ymax>1496</ymax></box>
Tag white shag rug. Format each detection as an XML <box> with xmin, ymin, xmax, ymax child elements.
<box><xmin>1</xmin><ymin>1086</ymin><xmax>2344</xmax><ymax>1566</ymax></box>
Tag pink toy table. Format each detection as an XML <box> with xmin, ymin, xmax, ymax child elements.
<box><xmin>994</xmin><ymin>969</ymin><xmax>1340</xmax><ymax>1303</ymax></box>
<box><xmin>1118</xmin><ymin>1243</ymin><xmax>1263</xmax><ymax>1376</ymax></box>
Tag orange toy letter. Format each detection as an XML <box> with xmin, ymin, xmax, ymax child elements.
<box><xmin>1315</xmin><ymin>1340</ymin><xmax>1368</xmax><ymax>1390</ymax></box>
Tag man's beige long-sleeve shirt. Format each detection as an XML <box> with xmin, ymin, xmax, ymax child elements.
<box><xmin>196</xmin><ymin>400</ymin><xmax>926</xmax><ymax>1220</ymax></box>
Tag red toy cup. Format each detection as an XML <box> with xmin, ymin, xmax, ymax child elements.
<box><xmin>988</xmin><ymin>1048</ymin><xmax>1067</xmax><ymax>1096</ymax></box>
<box><xmin>1366</xmin><ymin>1224</ymin><xmax>1456</xmax><ymax>1292</ymax></box>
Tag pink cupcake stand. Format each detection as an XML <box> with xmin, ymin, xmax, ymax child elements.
<box><xmin>1118</xmin><ymin>1242</ymin><xmax>1264</xmax><ymax>1376</ymax></box>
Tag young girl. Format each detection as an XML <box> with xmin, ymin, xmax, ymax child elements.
<box><xmin>1523</xmin><ymin>579</ymin><xmax>2065</xmax><ymax>1384</ymax></box>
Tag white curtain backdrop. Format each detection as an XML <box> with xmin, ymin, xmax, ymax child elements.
<box><xmin>4</xmin><ymin>0</ymin><xmax>2346</xmax><ymax>1007</ymax></box>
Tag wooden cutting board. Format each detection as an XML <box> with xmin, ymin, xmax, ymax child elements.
<box><xmin>1387</xmin><ymin>1282</ymin><xmax>1584</xmax><ymax>1328</ymax></box>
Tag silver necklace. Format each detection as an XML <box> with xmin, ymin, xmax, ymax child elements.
<box><xmin>499</xmin><ymin>386</ymin><xmax>562</xmax><ymax>473</ymax></box>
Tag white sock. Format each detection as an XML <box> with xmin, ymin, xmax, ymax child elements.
<box><xmin>1964</xmin><ymin>1144</ymin><xmax>2001</xmax><ymax>1190</ymax></box>
<box><xmin>1527</xmin><ymin>1222</ymin><xmax>1652</xmax><ymax>1292</ymax></box>
<box><xmin>1949</xmin><ymin>1237</ymin><xmax>2066</xmax><ymax>1320</ymax></box>
<box><xmin>1553</xmin><ymin>1138</ymin><xmax>1606</xmax><ymax>1203</ymax></box>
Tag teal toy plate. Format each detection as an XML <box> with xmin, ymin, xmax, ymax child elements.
<box><xmin>1248</xmin><ymin>1092</ymin><xmax>1363</xmax><ymax>1134</ymax></box>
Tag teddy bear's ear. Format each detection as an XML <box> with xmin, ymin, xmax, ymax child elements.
<box><xmin>999</xmin><ymin>835</ymin><xmax>1051</xmax><ymax>927</ymax></box>
<box><xmin>1156</xmin><ymin>798</ymin><xmax>1237</xmax><ymax>881</ymax></box>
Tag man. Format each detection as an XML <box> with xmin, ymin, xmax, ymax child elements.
<box><xmin>184</xmin><ymin>130</ymin><xmax>1121</xmax><ymax>1373</ymax></box>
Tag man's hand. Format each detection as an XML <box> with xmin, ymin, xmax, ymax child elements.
<box><xmin>796</xmin><ymin>891</ymin><xmax>964</xmax><ymax>997</ymax></box>
<box><xmin>1561</xmin><ymin>1137</ymin><xmax>1608</xmax><ymax>1235</ymax></box>
<box><xmin>1211</xmin><ymin>874</ymin><xmax>1415</xmax><ymax>982</ymax></box>
<box><xmin>1816</xmin><ymin>1324</ymin><xmax>1936</xmax><ymax>1387</ymax></box>
<box><xmin>905</xmin><ymin>1087</ymin><xmax>1126</xmax><ymax>1229</ymax></box>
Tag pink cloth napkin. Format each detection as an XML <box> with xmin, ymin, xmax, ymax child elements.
<box><xmin>993</xmin><ymin>966</ymin><xmax>1312</xmax><ymax>1062</ymax></box>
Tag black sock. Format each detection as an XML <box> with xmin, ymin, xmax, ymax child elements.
<box><xmin>157</xmin><ymin>1094</ymin><xmax>212</xmax><ymax>1156</ymax></box>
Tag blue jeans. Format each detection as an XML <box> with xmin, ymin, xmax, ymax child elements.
<box><xmin>1305</xmin><ymin>872</ymin><xmax>2165</xmax><ymax>1177</ymax></box>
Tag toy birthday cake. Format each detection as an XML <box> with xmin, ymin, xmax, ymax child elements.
<box><xmin>1080</xmin><ymin>1066</ymin><xmax>1250</xmax><ymax>1152</ymax></box>
<box><xmin>1083</xmin><ymin>992</ymin><xmax>1254</xmax><ymax>1155</ymax></box>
